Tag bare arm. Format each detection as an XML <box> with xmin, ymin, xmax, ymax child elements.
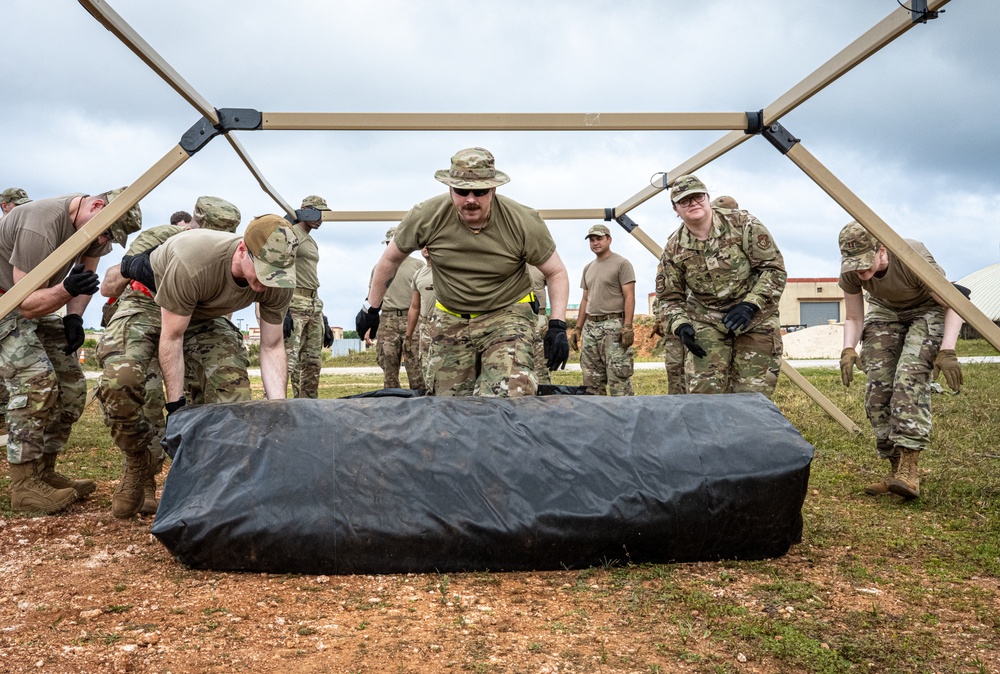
<box><xmin>929</xmin><ymin>291</ymin><xmax>965</xmax><ymax>351</ymax></box>
<box><xmin>12</xmin><ymin>266</ymin><xmax>75</xmax><ymax>319</ymax></box>
<box><xmin>577</xmin><ymin>289</ymin><xmax>589</xmax><ymax>330</ymax></box>
<box><xmin>159</xmin><ymin>308</ymin><xmax>192</xmax><ymax>403</ymax></box>
<box><xmin>842</xmin><ymin>292</ymin><xmax>864</xmax><ymax>350</ymax></box>
<box><xmin>537</xmin><ymin>250</ymin><xmax>569</xmax><ymax>322</ymax></box>
<box><xmin>258</xmin><ymin>318</ymin><xmax>287</xmax><ymax>399</ymax></box>
<box><xmin>406</xmin><ymin>289</ymin><xmax>421</xmax><ymax>338</ymax></box>
<box><xmin>366</xmin><ymin>242</ymin><xmax>409</xmax><ymax>309</ymax></box>
<box><xmin>101</xmin><ymin>264</ymin><xmax>130</xmax><ymax>298</ymax></box>
<box><xmin>622</xmin><ymin>281</ymin><xmax>636</xmax><ymax>326</ymax></box>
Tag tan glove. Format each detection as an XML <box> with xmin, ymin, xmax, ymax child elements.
<box><xmin>620</xmin><ymin>325</ymin><xmax>634</xmax><ymax>348</ymax></box>
<box><xmin>403</xmin><ymin>335</ymin><xmax>413</xmax><ymax>355</ymax></box>
<box><xmin>840</xmin><ymin>347</ymin><xmax>860</xmax><ymax>387</ymax></box>
<box><xmin>651</xmin><ymin>321</ymin><xmax>664</xmax><ymax>338</ymax></box>
<box><xmin>570</xmin><ymin>328</ymin><xmax>581</xmax><ymax>351</ymax></box>
<box><xmin>932</xmin><ymin>349</ymin><xmax>962</xmax><ymax>393</ymax></box>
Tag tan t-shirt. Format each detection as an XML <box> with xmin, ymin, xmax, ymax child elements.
<box><xmin>581</xmin><ymin>252</ymin><xmax>636</xmax><ymax>316</ymax></box>
<box><xmin>150</xmin><ymin>229</ymin><xmax>291</xmax><ymax>323</ymax></box>
<box><xmin>0</xmin><ymin>194</ymin><xmax>111</xmax><ymax>291</ymax></box>
<box><xmin>839</xmin><ymin>239</ymin><xmax>944</xmax><ymax>311</ymax></box>
<box><xmin>293</xmin><ymin>223</ymin><xmax>320</xmax><ymax>291</ymax></box>
<box><xmin>410</xmin><ymin>264</ymin><xmax>435</xmax><ymax>319</ymax></box>
<box><xmin>527</xmin><ymin>265</ymin><xmax>547</xmax><ymax>311</ymax></box>
<box><xmin>392</xmin><ymin>193</ymin><xmax>556</xmax><ymax>313</ymax></box>
<box><xmin>370</xmin><ymin>255</ymin><xmax>423</xmax><ymax>311</ymax></box>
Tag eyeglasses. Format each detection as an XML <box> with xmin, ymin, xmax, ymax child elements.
<box><xmin>452</xmin><ymin>187</ymin><xmax>491</xmax><ymax>198</ymax></box>
<box><xmin>675</xmin><ymin>193</ymin><xmax>707</xmax><ymax>207</ymax></box>
<box><xmin>99</xmin><ymin>228</ymin><xmax>113</xmax><ymax>240</ymax></box>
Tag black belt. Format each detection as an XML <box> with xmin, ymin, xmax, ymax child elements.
<box><xmin>385</xmin><ymin>309</ymin><xmax>407</xmax><ymax>316</ymax></box>
<box><xmin>588</xmin><ymin>313</ymin><xmax>624</xmax><ymax>322</ymax></box>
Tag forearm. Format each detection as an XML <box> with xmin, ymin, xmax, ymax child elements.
<box><xmin>544</xmin><ymin>270</ymin><xmax>568</xmax><ymax>322</ymax></box>
<box><xmin>623</xmin><ymin>285</ymin><xmax>635</xmax><ymax>326</ymax></box>
<box><xmin>17</xmin><ymin>286</ymin><xmax>73</xmax><ymax>319</ymax></box>
<box><xmin>940</xmin><ymin>308</ymin><xmax>963</xmax><ymax>351</ymax></box>
<box><xmin>260</xmin><ymin>342</ymin><xmax>288</xmax><ymax>399</ymax></box>
<box><xmin>101</xmin><ymin>265</ymin><xmax>129</xmax><ymax>298</ymax></box>
<box><xmin>159</xmin><ymin>335</ymin><xmax>186</xmax><ymax>402</ymax></box>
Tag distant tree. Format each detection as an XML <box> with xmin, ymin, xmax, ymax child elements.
<box><xmin>343</xmin><ymin>330</ymin><xmax>359</xmax><ymax>339</ymax></box>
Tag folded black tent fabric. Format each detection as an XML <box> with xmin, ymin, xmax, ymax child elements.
<box><xmin>152</xmin><ymin>393</ymin><xmax>813</xmax><ymax>575</ymax></box>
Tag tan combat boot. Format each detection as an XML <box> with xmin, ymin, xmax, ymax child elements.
<box><xmin>9</xmin><ymin>459</ymin><xmax>79</xmax><ymax>514</ymax></box>
<box><xmin>112</xmin><ymin>451</ymin><xmax>150</xmax><ymax>519</ymax></box>
<box><xmin>887</xmin><ymin>449</ymin><xmax>920</xmax><ymax>500</ymax></box>
<box><xmin>139</xmin><ymin>475</ymin><xmax>158</xmax><ymax>516</ymax></box>
<box><xmin>40</xmin><ymin>452</ymin><xmax>96</xmax><ymax>497</ymax></box>
<box><xmin>864</xmin><ymin>455</ymin><xmax>901</xmax><ymax>496</ymax></box>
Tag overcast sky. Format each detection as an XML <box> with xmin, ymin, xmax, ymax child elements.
<box><xmin>3</xmin><ymin>0</ymin><xmax>998</xmax><ymax>331</ymax></box>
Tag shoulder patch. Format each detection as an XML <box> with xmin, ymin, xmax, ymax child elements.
<box><xmin>756</xmin><ymin>234</ymin><xmax>771</xmax><ymax>251</ymax></box>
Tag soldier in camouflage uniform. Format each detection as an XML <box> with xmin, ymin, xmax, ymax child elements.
<box><xmin>405</xmin><ymin>247</ymin><xmax>435</xmax><ymax>388</ymax></box>
<box><xmin>578</xmin><ymin>224</ymin><xmax>636</xmax><ymax>396</ymax></box>
<box><xmin>838</xmin><ymin>222</ymin><xmax>964</xmax><ymax>501</ymax></box>
<box><xmin>0</xmin><ymin>188</ymin><xmax>33</xmax><ymax>432</ymax></box>
<box><xmin>651</xmin><ymin>291</ymin><xmax>686</xmax><ymax>395</ymax></box>
<box><xmin>656</xmin><ymin>175</ymin><xmax>786</xmax><ymax>398</ymax></box>
<box><xmin>97</xmin><ymin>196</ymin><xmax>240</xmax><ymax>518</ymax></box>
<box><xmin>357</xmin><ymin>147</ymin><xmax>570</xmax><ymax>397</ymax></box>
<box><xmin>1</xmin><ymin>189</ymin><xmax>140</xmax><ymax>513</ymax></box>
<box><xmin>527</xmin><ymin>265</ymin><xmax>551</xmax><ymax>385</ymax></box>
<box><xmin>283</xmin><ymin>195</ymin><xmax>328</xmax><ymax>398</ymax></box>
<box><xmin>366</xmin><ymin>227</ymin><xmax>424</xmax><ymax>389</ymax></box>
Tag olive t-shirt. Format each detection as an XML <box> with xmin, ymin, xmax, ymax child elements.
<box><xmin>150</xmin><ymin>229</ymin><xmax>292</xmax><ymax>323</ymax></box>
<box><xmin>581</xmin><ymin>252</ymin><xmax>636</xmax><ymax>316</ymax></box>
<box><xmin>392</xmin><ymin>193</ymin><xmax>556</xmax><ymax>314</ymax></box>
<box><xmin>527</xmin><ymin>265</ymin><xmax>547</xmax><ymax>311</ymax></box>
<box><xmin>410</xmin><ymin>264</ymin><xmax>435</xmax><ymax>319</ymax></box>
<box><xmin>293</xmin><ymin>223</ymin><xmax>320</xmax><ymax>291</ymax></box>
<box><xmin>838</xmin><ymin>239</ymin><xmax>944</xmax><ymax>311</ymax></box>
<box><xmin>370</xmin><ymin>255</ymin><xmax>423</xmax><ymax>311</ymax></box>
<box><xmin>0</xmin><ymin>194</ymin><xmax>112</xmax><ymax>291</ymax></box>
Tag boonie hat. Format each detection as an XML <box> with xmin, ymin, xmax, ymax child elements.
<box><xmin>1</xmin><ymin>187</ymin><xmax>31</xmax><ymax>206</ymax></box>
<box><xmin>195</xmin><ymin>196</ymin><xmax>241</xmax><ymax>233</ymax></box>
<box><xmin>434</xmin><ymin>147</ymin><xmax>510</xmax><ymax>189</ymax></box>
<box><xmin>585</xmin><ymin>224</ymin><xmax>611</xmax><ymax>239</ymax></box>
<box><xmin>670</xmin><ymin>175</ymin><xmax>709</xmax><ymax>203</ymax></box>
<box><xmin>104</xmin><ymin>187</ymin><xmax>143</xmax><ymax>247</ymax></box>
<box><xmin>712</xmin><ymin>195</ymin><xmax>738</xmax><ymax>210</ymax></box>
<box><xmin>839</xmin><ymin>221</ymin><xmax>880</xmax><ymax>274</ymax></box>
<box><xmin>244</xmin><ymin>214</ymin><xmax>299</xmax><ymax>288</ymax></box>
<box><xmin>301</xmin><ymin>195</ymin><xmax>331</xmax><ymax>210</ymax></box>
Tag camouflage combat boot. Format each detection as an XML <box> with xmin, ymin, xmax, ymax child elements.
<box><xmin>40</xmin><ymin>452</ymin><xmax>96</xmax><ymax>497</ymax></box>
<box><xmin>863</xmin><ymin>455</ymin><xmax>901</xmax><ymax>496</ymax></box>
<box><xmin>112</xmin><ymin>451</ymin><xmax>150</xmax><ymax>519</ymax></box>
<box><xmin>887</xmin><ymin>449</ymin><xmax>920</xmax><ymax>500</ymax></box>
<box><xmin>9</xmin><ymin>459</ymin><xmax>78</xmax><ymax>514</ymax></box>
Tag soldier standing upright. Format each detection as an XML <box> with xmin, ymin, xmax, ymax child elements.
<box><xmin>0</xmin><ymin>188</ymin><xmax>33</xmax><ymax>430</ymax></box>
<box><xmin>284</xmin><ymin>195</ymin><xmax>329</xmax><ymax>398</ymax></box>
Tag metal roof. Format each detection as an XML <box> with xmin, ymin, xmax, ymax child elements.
<box><xmin>957</xmin><ymin>262</ymin><xmax>1000</xmax><ymax>321</ymax></box>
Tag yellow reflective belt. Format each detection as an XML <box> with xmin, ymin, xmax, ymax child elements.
<box><xmin>436</xmin><ymin>292</ymin><xmax>534</xmax><ymax>320</ymax></box>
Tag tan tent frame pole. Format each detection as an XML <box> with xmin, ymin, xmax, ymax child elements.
<box><xmin>224</xmin><ymin>135</ymin><xmax>295</xmax><ymax>216</ymax></box>
<box><xmin>0</xmin><ymin>146</ymin><xmax>191</xmax><ymax>322</ymax></box>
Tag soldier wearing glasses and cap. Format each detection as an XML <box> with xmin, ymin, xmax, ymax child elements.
<box><xmin>1</xmin><ymin>189</ymin><xmax>140</xmax><ymax>513</ymax></box>
<box><xmin>655</xmin><ymin>175</ymin><xmax>786</xmax><ymax>398</ymax></box>
<box><xmin>358</xmin><ymin>147</ymin><xmax>570</xmax><ymax>397</ymax></box>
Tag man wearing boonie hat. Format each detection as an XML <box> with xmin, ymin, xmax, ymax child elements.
<box><xmin>363</xmin><ymin>226</ymin><xmax>424</xmax><ymax>390</ymax></box>
<box><xmin>283</xmin><ymin>195</ymin><xmax>330</xmax><ymax>398</ymax></box>
<box><xmin>837</xmin><ymin>221</ymin><xmax>966</xmax><ymax>501</ymax></box>
<box><xmin>0</xmin><ymin>188</ymin><xmax>141</xmax><ymax>514</ymax></box>
<box><xmin>655</xmin><ymin>174</ymin><xmax>786</xmax><ymax>398</ymax></box>
<box><xmin>1</xmin><ymin>187</ymin><xmax>32</xmax><ymax>216</ymax></box>
<box><xmin>357</xmin><ymin>147</ymin><xmax>570</xmax><ymax>397</ymax></box>
<box><xmin>577</xmin><ymin>223</ymin><xmax>637</xmax><ymax>396</ymax></box>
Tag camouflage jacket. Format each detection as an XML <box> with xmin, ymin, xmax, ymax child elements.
<box><xmin>655</xmin><ymin>208</ymin><xmax>786</xmax><ymax>334</ymax></box>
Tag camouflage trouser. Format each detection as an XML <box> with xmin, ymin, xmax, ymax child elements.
<box><xmin>284</xmin><ymin>294</ymin><xmax>324</xmax><ymax>399</ymax></box>
<box><xmin>377</xmin><ymin>311</ymin><xmax>421</xmax><ymax>390</ymax></box>
<box><xmin>0</xmin><ymin>313</ymin><xmax>87</xmax><ymax>464</ymax></box>
<box><xmin>426</xmin><ymin>302</ymin><xmax>536</xmax><ymax>397</ymax></box>
<box><xmin>182</xmin><ymin>317</ymin><xmax>252</xmax><ymax>403</ymax></box>
<box><xmin>580</xmin><ymin>317</ymin><xmax>634</xmax><ymax>396</ymax></box>
<box><xmin>685</xmin><ymin>320</ymin><xmax>783</xmax><ymax>398</ymax></box>
<box><xmin>0</xmin><ymin>386</ymin><xmax>8</xmax><ymax>431</ymax></box>
<box><xmin>533</xmin><ymin>312</ymin><xmax>551</xmax><ymax>385</ymax></box>
<box><xmin>416</xmin><ymin>317</ymin><xmax>433</xmax><ymax>388</ymax></box>
<box><xmin>662</xmin><ymin>333</ymin><xmax>687</xmax><ymax>395</ymax></box>
<box><xmin>861</xmin><ymin>304</ymin><xmax>945</xmax><ymax>455</ymax></box>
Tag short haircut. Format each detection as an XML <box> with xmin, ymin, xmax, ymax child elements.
<box><xmin>170</xmin><ymin>210</ymin><xmax>193</xmax><ymax>225</ymax></box>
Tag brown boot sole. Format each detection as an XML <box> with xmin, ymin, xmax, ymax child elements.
<box><xmin>887</xmin><ymin>481</ymin><xmax>919</xmax><ymax>500</ymax></box>
<box><xmin>12</xmin><ymin>491</ymin><xmax>79</xmax><ymax>514</ymax></box>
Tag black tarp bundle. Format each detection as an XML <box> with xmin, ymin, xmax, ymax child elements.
<box><xmin>151</xmin><ymin>393</ymin><xmax>813</xmax><ymax>575</ymax></box>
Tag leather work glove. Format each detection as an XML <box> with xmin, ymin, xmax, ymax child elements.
<box><xmin>674</xmin><ymin>324</ymin><xmax>706</xmax><ymax>359</ymax></box>
<box><xmin>651</xmin><ymin>321</ymin><xmax>664</xmax><ymax>338</ymax></box>
<box><xmin>119</xmin><ymin>246</ymin><xmax>158</xmax><ymax>292</ymax></box>
<box><xmin>283</xmin><ymin>310</ymin><xmax>293</xmax><ymax>339</ymax></box>
<box><xmin>62</xmin><ymin>313</ymin><xmax>85</xmax><ymax>354</ymax></box>
<box><xmin>165</xmin><ymin>397</ymin><xmax>186</xmax><ymax>417</ymax></box>
<box><xmin>722</xmin><ymin>301</ymin><xmax>758</xmax><ymax>335</ymax></box>
<box><xmin>356</xmin><ymin>300</ymin><xmax>381</xmax><ymax>340</ymax></box>
<box><xmin>545</xmin><ymin>319</ymin><xmax>569</xmax><ymax>371</ymax></box>
<box><xmin>620</xmin><ymin>325</ymin><xmax>634</xmax><ymax>349</ymax></box>
<box><xmin>322</xmin><ymin>314</ymin><xmax>334</xmax><ymax>348</ymax></box>
<box><xmin>62</xmin><ymin>263</ymin><xmax>99</xmax><ymax>297</ymax></box>
<box><xmin>403</xmin><ymin>334</ymin><xmax>413</xmax><ymax>354</ymax></box>
<box><xmin>840</xmin><ymin>347</ymin><xmax>860</xmax><ymax>387</ymax></box>
<box><xmin>932</xmin><ymin>349</ymin><xmax>962</xmax><ymax>393</ymax></box>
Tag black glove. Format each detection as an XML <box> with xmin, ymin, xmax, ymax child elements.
<box><xmin>722</xmin><ymin>302</ymin><xmax>758</xmax><ymax>335</ymax></box>
<box><xmin>953</xmin><ymin>283</ymin><xmax>972</xmax><ymax>299</ymax></box>
<box><xmin>322</xmin><ymin>314</ymin><xmax>334</xmax><ymax>348</ymax></box>
<box><xmin>544</xmin><ymin>319</ymin><xmax>569</xmax><ymax>371</ymax></box>
<box><xmin>165</xmin><ymin>397</ymin><xmax>186</xmax><ymax>416</ymax></box>
<box><xmin>62</xmin><ymin>313</ymin><xmax>85</xmax><ymax>354</ymax></box>
<box><xmin>62</xmin><ymin>263</ymin><xmax>99</xmax><ymax>297</ymax></box>
<box><xmin>283</xmin><ymin>310</ymin><xmax>293</xmax><ymax>339</ymax></box>
<box><xmin>119</xmin><ymin>246</ymin><xmax>158</xmax><ymax>292</ymax></box>
<box><xmin>675</xmin><ymin>324</ymin><xmax>707</xmax><ymax>359</ymax></box>
<box><xmin>356</xmin><ymin>301</ymin><xmax>381</xmax><ymax>340</ymax></box>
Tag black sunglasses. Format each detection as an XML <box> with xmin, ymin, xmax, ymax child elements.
<box><xmin>452</xmin><ymin>187</ymin><xmax>491</xmax><ymax>197</ymax></box>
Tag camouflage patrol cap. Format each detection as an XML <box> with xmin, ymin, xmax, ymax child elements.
<box><xmin>669</xmin><ymin>175</ymin><xmax>709</xmax><ymax>203</ymax></box>
<box><xmin>244</xmin><ymin>214</ymin><xmax>298</xmax><ymax>288</ymax></box>
<box><xmin>434</xmin><ymin>147</ymin><xmax>510</xmax><ymax>189</ymax></box>
<box><xmin>382</xmin><ymin>227</ymin><xmax>397</xmax><ymax>244</ymax></box>
<box><xmin>839</xmin><ymin>222</ymin><xmax>880</xmax><ymax>274</ymax></box>
<box><xmin>1</xmin><ymin>187</ymin><xmax>31</xmax><ymax>206</ymax></box>
<box><xmin>712</xmin><ymin>195</ymin><xmax>738</xmax><ymax>210</ymax></box>
<box><xmin>104</xmin><ymin>187</ymin><xmax>143</xmax><ymax>247</ymax></box>
<box><xmin>585</xmin><ymin>224</ymin><xmax>611</xmax><ymax>239</ymax></box>
<box><xmin>195</xmin><ymin>196</ymin><xmax>241</xmax><ymax>233</ymax></box>
<box><xmin>301</xmin><ymin>195</ymin><xmax>331</xmax><ymax>210</ymax></box>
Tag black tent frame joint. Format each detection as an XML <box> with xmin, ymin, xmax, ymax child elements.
<box><xmin>745</xmin><ymin>109</ymin><xmax>765</xmax><ymax>135</ymax></box>
<box><xmin>603</xmin><ymin>207</ymin><xmax>616</xmax><ymax>222</ymax></box>
<box><xmin>285</xmin><ymin>208</ymin><xmax>323</xmax><ymax>225</ymax></box>
<box><xmin>180</xmin><ymin>107</ymin><xmax>263</xmax><ymax>154</ymax></box>
<box><xmin>615</xmin><ymin>213</ymin><xmax>638</xmax><ymax>234</ymax></box>
<box><xmin>762</xmin><ymin>122</ymin><xmax>800</xmax><ymax>155</ymax></box>
<box><xmin>910</xmin><ymin>0</ymin><xmax>941</xmax><ymax>24</ymax></box>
